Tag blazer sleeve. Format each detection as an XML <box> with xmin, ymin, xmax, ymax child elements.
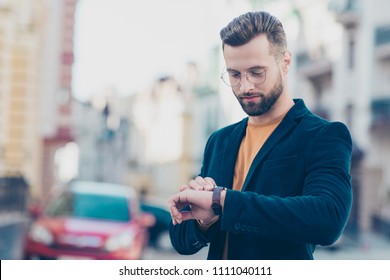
<box><xmin>169</xmin><ymin>218</ymin><xmax>220</xmax><ymax>255</ymax></box>
<box><xmin>220</xmin><ymin>121</ymin><xmax>353</xmax><ymax>246</ymax></box>
<box><xmin>169</xmin><ymin>134</ymin><xmax>221</xmax><ymax>255</ymax></box>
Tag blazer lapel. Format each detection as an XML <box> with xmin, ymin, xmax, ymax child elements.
<box><xmin>220</xmin><ymin>119</ymin><xmax>248</xmax><ymax>189</ymax></box>
<box><xmin>241</xmin><ymin>100</ymin><xmax>307</xmax><ymax>192</ymax></box>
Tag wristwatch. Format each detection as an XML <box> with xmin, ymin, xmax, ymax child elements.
<box><xmin>212</xmin><ymin>187</ymin><xmax>225</xmax><ymax>215</ymax></box>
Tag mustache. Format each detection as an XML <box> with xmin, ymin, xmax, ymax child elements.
<box><xmin>239</xmin><ymin>92</ymin><xmax>264</xmax><ymax>99</ymax></box>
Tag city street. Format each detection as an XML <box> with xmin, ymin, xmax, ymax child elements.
<box><xmin>314</xmin><ymin>232</ymin><xmax>390</xmax><ymax>260</ymax></box>
<box><xmin>1</xmin><ymin>0</ymin><xmax>390</xmax><ymax>265</ymax></box>
<box><xmin>143</xmin><ymin>231</ymin><xmax>390</xmax><ymax>260</ymax></box>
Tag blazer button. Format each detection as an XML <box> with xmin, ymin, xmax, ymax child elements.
<box><xmin>192</xmin><ymin>241</ymin><xmax>202</xmax><ymax>248</ymax></box>
<box><xmin>234</xmin><ymin>223</ymin><xmax>241</xmax><ymax>230</ymax></box>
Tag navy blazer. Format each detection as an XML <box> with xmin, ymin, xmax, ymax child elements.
<box><xmin>169</xmin><ymin>99</ymin><xmax>353</xmax><ymax>259</ymax></box>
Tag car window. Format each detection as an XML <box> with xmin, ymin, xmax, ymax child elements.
<box><xmin>46</xmin><ymin>191</ymin><xmax>131</xmax><ymax>222</ymax></box>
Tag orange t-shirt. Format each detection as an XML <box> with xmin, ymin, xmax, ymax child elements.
<box><xmin>233</xmin><ymin>115</ymin><xmax>284</xmax><ymax>191</ymax></box>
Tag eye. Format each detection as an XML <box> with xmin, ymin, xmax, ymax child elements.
<box><xmin>228</xmin><ymin>71</ymin><xmax>241</xmax><ymax>79</ymax></box>
<box><xmin>249</xmin><ymin>69</ymin><xmax>266</xmax><ymax>77</ymax></box>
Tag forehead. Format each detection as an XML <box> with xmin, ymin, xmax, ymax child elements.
<box><xmin>223</xmin><ymin>34</ymin><xmax>274</xmax><ymax>70</ymax></box>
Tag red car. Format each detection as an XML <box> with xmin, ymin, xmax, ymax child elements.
<box><xmin>24</xmin><ymin>181</ymin><xmax>155</xmax><ymax>260</ymax></box>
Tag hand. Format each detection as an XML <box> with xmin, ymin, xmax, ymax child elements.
<box><xmin>179</xmin><ymin>176</ymin><xmax>216</xmax><ymax>192</ymax></box>
<box><xmin>168</xmin><ymin>189</ymin><xmax>216</xmax><ymax>225</ymax></box>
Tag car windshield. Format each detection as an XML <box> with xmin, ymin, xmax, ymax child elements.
<box><xmin>46</xmin><ymin>191</ymin><xmax>130</xmax><ymax>222</ymax></box>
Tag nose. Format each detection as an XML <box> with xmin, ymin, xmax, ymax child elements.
<box><xmin>238</xmin><ymin>73</ymin><xmax>254</xmax><ymax>92</ymax></box>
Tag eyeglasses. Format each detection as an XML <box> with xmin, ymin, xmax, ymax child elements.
<box><xmin>220</xmin><ymin>67</ymin><xmax>267</xmax><ymax>87</ymax></box>
<box><xmin>221</xmin><ymin>51</ymin><xmax>286</xmax><ymax>87</ymax></box>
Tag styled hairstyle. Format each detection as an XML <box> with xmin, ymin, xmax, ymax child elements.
<box><xmin>220</xmin><ymin>11</ymin><xmax>287</xmax><ymax>56</ymax></box>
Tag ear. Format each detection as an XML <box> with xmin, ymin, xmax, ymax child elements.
<box><xmin>282</xmin><ymin>51</ymin><xmax>292</xmax><ymax>74</ymax></box>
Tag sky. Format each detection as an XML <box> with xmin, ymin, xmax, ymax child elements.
<box><xmin>72</xmin><ymin>0</ymin><xmax>252</xmax><ymax>101</ymax></box>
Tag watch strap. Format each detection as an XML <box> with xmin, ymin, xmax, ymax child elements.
<box><xmin>212</xmin><ymin>187</ymin><xmax>225</xmax><ymax>215</ymax></box>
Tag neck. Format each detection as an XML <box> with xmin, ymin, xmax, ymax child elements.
<box><xmin>248</xmin><ymin>94</ymin><xmax>294</xmax><ymax>125</ymax></box>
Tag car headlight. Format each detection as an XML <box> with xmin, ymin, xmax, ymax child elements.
<box><xmin>29</xmin><ymin>224</ymin><xmax>54</xmax><ymax>245</ymax></box>
<box><xmin>105</xmin><ymin>232</ymin><xmax>135</xmax><ymax>251</ymax></box>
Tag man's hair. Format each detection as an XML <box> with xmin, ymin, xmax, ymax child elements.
<box><xmin>220</xmin><ymin>11</ymin><xmax>287</xmax><ymax>56</ymax></box>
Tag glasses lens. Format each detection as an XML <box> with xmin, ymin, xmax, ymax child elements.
<box><xmin>247</xmin><ymin>71</ymin><xmax>266</xmax><ymax>85</ymax></box>
<box><xmin>221</xmin><ymin>71</ymin><xmax>239</xmax><ymax>87</ymax></box>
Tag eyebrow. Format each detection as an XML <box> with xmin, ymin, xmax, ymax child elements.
<box><xmin>248</xmin><ymin>66</ymin><xmax>267</xmax><ymax>71</ymax></box>
<box><xmin>227</xmin><ymin>65</ymin><xmax>267</xmax><ymax>72</ymax></box>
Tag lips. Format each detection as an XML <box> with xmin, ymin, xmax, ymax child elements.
<box><xmin>240</xmin><ymin>95</ymin><xmax>261</xmax><ymax>102</ymax></box>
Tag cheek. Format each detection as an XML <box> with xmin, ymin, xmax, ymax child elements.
<box><xmin>266</xmin><ymin>70</ymin><xmax>283</xmax><ymax>88</ymax></box>
<box><xmin>232</xmin><ymin>88</ymin><xmax>241</xmax><ymax>97</ymax></box>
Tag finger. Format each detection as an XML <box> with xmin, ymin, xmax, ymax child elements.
<box><xmin>179</xmin><ymin>184</ymin><xmax>190</xmax><ymax>191</ymax></box>
<box><xmin>204</xmin><ymin>177</ymin><xmax>216</xmax><ymax>188</ymax></box>
<box><xmin>169</xmin><ymin>191</ymin><xmax>189</xmax><ymax>206</ymax></box>
<box><xmin>198</xmin><ymin>176</ymin><xmax>216</xmax><ymax>190</ymax></box>
<box><xmin>168</xmin><ymin>189</ymin><xmax>199</xmax><ymax>224</ymax></box>
<box><xmin>195</xmin><ymin>176</ymin><xmax>216</xmax><ymax>191</ymax></box>
<box><xmin>180</xmin><ymin>210</ymin><xmax>195</xmax><ymax>222</ymax></box>
<box><xmin>171</xmin><ymin>213</ymin><xmax>179</xmax><ymax>225</ymax></box>
<box><xmin>189</xmin><ymin>178</ymin><xmax>204</xmax><ymax>190</ymax></box>
<box><xmin>168</xmin><ymin>198</ymin><xmax>185</xmax><ymax>215</ymax></box>
<box><xmin>170</xmin><ymin>213</ymin><xmax>177</xmax><ymax>225</ymax></box>
<box><xmin>168</xmin><ymin>198</ymin><xmax>177</xmax><ymax>208</ymax></box>
<box><xmin>193</xmin><ymin>176</ymin><xmax>215</xmax><ymax>190</ymax></box>
<box><xmin>169</xmin><ymin>193</ymin><xmax>190</xmax><ymax>224</ymax></box>
<box><xmin>169</xmin><ymin>204</ymin><xmax>183</xmax><ymax>224</ymax></box>
<box><xmin>195</xmin><ymin>176</ymin><xmax>210</xmax><ymax>188</ymax></box>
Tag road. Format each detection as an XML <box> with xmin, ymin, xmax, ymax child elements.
<box><xmin>143</xmin><ymin>231</ymin><xmax>390</xmax><ymax>260</ymax></box>
<box><xmin>143</xmin><ymin>246</ymin><xmax>207</xmax><ymax>260</ymax></box>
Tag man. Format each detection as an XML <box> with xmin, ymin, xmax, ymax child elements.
<box><xmin>168</xmin><ymin>11</ymin><xmax>352</xmax><ymax>260</ymax></box>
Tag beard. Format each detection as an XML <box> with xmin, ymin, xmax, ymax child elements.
<box><xmin>235</xmin><ymin>72</ymin><xmax>283</xmax><ymax>117</ymax></box>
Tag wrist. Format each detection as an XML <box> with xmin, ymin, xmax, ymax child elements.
<box><xmin>197</xmin><ymin>216</ymin><xmax>219</xmax><ymax>231</ymax></box>
<box><xmin>220</xmin><ymin>189</ymin><xmax>226</xmax><ymax>212</ymax></box>
<box><xmin>198</xmin><ymin>216</ymin><xmax>219</xmax><ymax>226</ymax></box>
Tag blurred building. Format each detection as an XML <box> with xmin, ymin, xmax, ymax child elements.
<box><xmin>0</xmin><ymin>0</ymin><xmax>46</xmax><ymax>198</ymax></box>
<box><xmin>274</xmin><ymin>0</ymin><xmax>390</xmax><ymax>237</ymax></box>
<box><xmin>40</xmin><ymin>0</ymin><xmax>77</xmax><ymax>199</ymax></box>
<box><xmin>0</xmin><ymin>0</ymin><xmax>77</xmax><ymax>201</ymax></box>
<box><xmin>117</xmin><ymin>58</ymin><xmax>223</xmax><ymax>198</ymax></box>
<box><xmin>126</xmin><ymin>75</ymin><xmax>196</xmax><ymax>198</ymax></box>
<box><xmin>73</xmin><ymin>90</ymin><xmax>129</xmax><ymax>185</ymax></box>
